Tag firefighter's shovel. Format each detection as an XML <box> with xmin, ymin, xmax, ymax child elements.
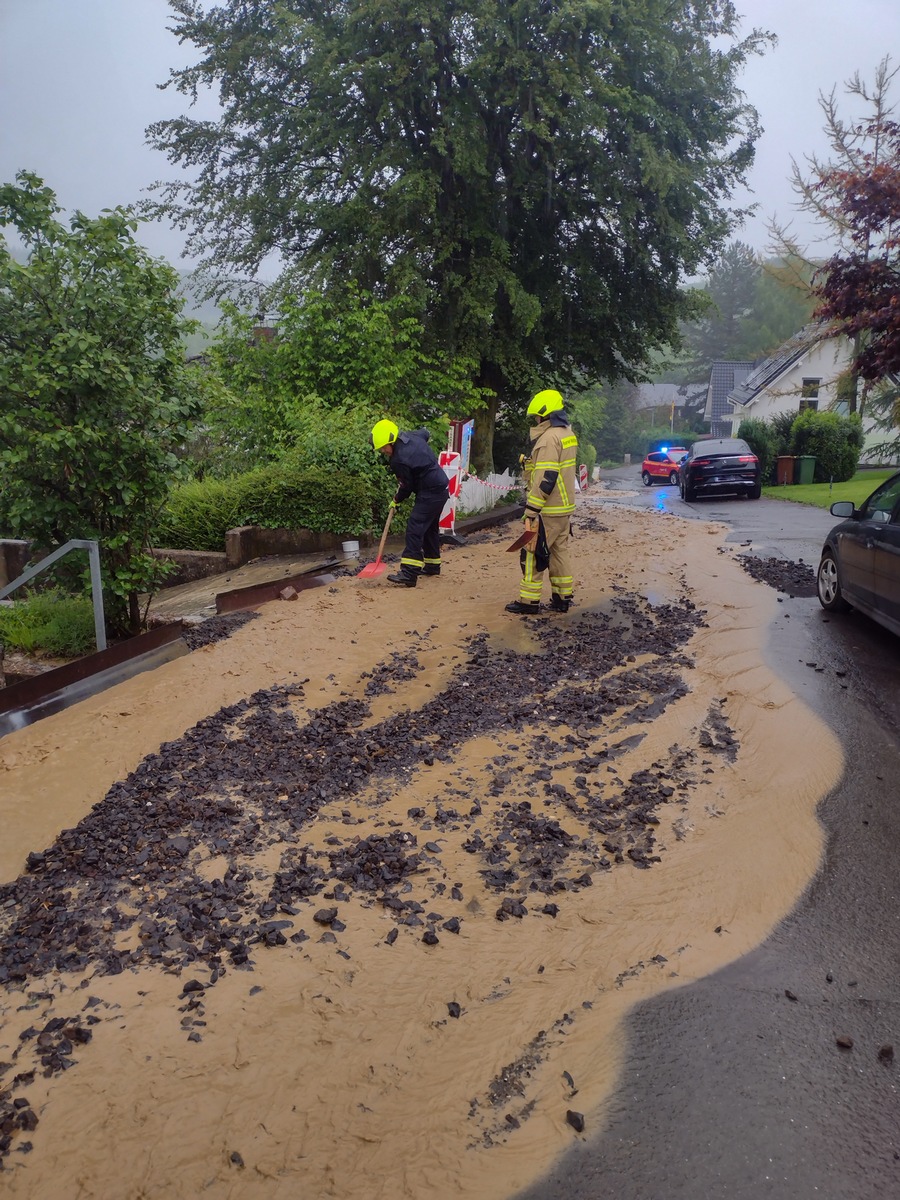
<box><xmin>357</xmin><ymin>507</ymin><xmax>395</xmax><ymax>579</ymax></box>
<box><xmin>506</xmin><ymin>528</ymin><xmax>537</xmax><ymax>553</ymax></box>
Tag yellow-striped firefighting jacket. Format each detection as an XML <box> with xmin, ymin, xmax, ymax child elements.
<box><xmin>524</xmin><ymin>417</ymin><xmax>578</xmax><ymax>517</ymax></box>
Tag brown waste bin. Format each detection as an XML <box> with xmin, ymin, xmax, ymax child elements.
<box><xmin>776</xmin><ymin>456</ymin><xmax>796</xmax><ymax>485</ymax></box>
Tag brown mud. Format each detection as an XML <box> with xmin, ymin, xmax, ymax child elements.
<box><xmin>0</xmin><ymin>501</ymin><xmax>842</xmax><ymax>1198</ymax></box>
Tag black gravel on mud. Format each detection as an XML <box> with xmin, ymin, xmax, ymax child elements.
<box><xmin>0</xmin><ymin>584</ymin><xmax>741</xmax><ymax>1165</ymax></box>
<box><xmin>181</xmin><ymin>612</ymin><xmax>260</xmax><ymax>651</ymax></box>
<box><xmin>737</xmin><ymin>555</ymin><xmax>818</xmax><ymax>598</ymax></box>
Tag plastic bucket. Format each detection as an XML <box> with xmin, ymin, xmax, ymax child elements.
<box><xmin>342</xmin><ymin>540</ymin><xmax>360</xmax><ymax>556</ymax></box>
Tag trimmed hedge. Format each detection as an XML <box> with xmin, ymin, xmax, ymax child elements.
<box><xmin>790</xmin><ymin>410</ymin><xmax>863</xmax><ymax>483</ymax></box>
<box><xmin>157</xmin><ymin>464</ymin><xmax>384</xmax><ymax>551</ymax></box>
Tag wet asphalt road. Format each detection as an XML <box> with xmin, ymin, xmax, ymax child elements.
<box><xmin>518</xmin><ymin>470</ymin><xmax>900</xmax><ymax>1200</ymax></box>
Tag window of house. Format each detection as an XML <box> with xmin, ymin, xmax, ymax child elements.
<box><xmin>801</xmin><ymin>377</ymin><xmax>820</xmax><ymax>398</ymax></box>
<box><xmin>799</xmin><ymin>399</ymin><xmax>819</xmax><ymax>412</ymax></box>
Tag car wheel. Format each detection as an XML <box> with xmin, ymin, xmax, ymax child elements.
<box><xmin>817</xmin><ymin>550</ymin><xmax>851</xmax><ymax>613</ymax></box>
<box><xmin>683</xmin><ymin>479</ymin><xmax>696</xmax><ymax>502</ymax></box>
<box><xmin>641</xmin><ymin>471</ymin><xmax>652</xmax><ymax>487</ymax></box>
<box><xmin>749</xmin><ymin>482</ymin><xmax>762</xmax><ymax>499</ymax></box>
<box><xmin>669</xmin><ymin>470</ymin><xmax>679</xmax><ymax>486</ymax></box>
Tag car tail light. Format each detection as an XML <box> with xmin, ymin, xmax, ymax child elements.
<box><xmin>692</xmin><ymin>458</ymin><xmax>710</xmax><ymax>466</ymax></box>
<box><xmin>737</xmin><ymin>455</ymin><xmax>758</xmax><ymax>463</ymax></box>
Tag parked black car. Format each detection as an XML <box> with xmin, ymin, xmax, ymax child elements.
<box><xmin>816</xmin><ymin>470</ymin><xmax>900</xmax><ymax>637</ymax></box>
<box><xmin>678</xmin><ymin>438</ymin><xmax>761</xmax><ymax>501</ymax></box>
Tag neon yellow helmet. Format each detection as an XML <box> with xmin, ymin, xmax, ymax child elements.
<box><xmin>527</xmin><ymin>389</ymin><xmax>564</xmax><ymax>419</ymax></box>
<box><xmin>371</xmin><ymin>419</ymin><xmax>399</xmax><ymax>450</ymax></box>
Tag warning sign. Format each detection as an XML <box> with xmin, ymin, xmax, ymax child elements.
<box><xmin>578</xmin><ymin>464</ymin><xmax>588</xmax><ymax>491</ymax></box>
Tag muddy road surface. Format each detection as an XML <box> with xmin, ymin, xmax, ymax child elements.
<box><xmin>517</xmin><ymin>476</ymin><xmax>900</xmax><ymax>1200</ymax></box>
<box><xmin>0</xmin><ymin>500</ymin><xmax>848</xmax><ymax>1199</ymax></box>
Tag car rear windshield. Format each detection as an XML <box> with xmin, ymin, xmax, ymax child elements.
<box><xmin>692</xmin><ymin>440</ymin><xmax>751</xmax><ymax>456</ymax></box>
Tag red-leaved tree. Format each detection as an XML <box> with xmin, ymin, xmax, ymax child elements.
<box><xmin>814</xmin><ymin>119</ymin><xmax>900</xmax><ymax>385</ymax></box>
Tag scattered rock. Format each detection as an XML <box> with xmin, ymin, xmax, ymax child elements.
<box><xmin>566</xmin><ymin>1109</ymin><xmax>585</xmax><ymax>1133</ymax></box>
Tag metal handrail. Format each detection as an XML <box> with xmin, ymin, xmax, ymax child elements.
<box><xmin>0</xmin><ymin>539</ymin><xmax>107</xmax><ymax>651</ymax></box>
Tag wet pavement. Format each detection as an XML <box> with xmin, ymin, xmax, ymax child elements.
<box><xmin>517</xmin><ymin>469</ymin><xmax>900</xmax><ymax>1200</ymax></box>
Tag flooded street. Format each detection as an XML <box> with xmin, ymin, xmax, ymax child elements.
<box><xmin>0</xmin><ymin>496</ymin><xmax>844</xmax><ymax>1198</ymax></box>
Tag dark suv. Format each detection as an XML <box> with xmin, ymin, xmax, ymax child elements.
<box><xmin>679</xmin><ymin>438</ymin><xmax>761</xmax><ymax>501</ymax></box>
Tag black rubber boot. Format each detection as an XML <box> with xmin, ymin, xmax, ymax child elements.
<box><xmin>550</xmin><ymin>595</ymin><xmax>572</xmax><ymax>613</ymax></box>
<box><xmin>505</xmin><ymin>600</ymin><xmax>541</xmax><ymax>615</ymax></box>
<box><xmin>388</xmin><ymin>569</ymin><xmax>418</xmax><ymax>587</ymax></box>
<box><xmin>423</xmin><ymin>566</ymin><xmax>441</xmax><ymax>576</ymax></box>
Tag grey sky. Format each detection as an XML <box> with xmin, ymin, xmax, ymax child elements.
<box><xmin>2</xmin><ymin>0</ymin><xmax>900</xmax><ymax>268</ymax></box>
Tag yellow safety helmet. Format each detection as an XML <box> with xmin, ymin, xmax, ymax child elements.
<box><xmin>527</xmin><ymin>389</ymin><xmax>564</xmax><ymax>419</ymax></box>
<box><xmin>371</xmin><ymin>419</ymin><xmax>399</xmax><ymax>450</ymax></box>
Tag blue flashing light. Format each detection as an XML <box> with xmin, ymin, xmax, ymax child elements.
<box><xmin>660</xmin><ymin>446</ymin><xmax>668</xmax><ymax>453</ymax></box>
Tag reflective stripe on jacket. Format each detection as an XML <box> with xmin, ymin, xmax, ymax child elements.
<box><xmin>524</xmin><ymin>418</ymin><xmax>578</xmax><ymax>517</ymax></box>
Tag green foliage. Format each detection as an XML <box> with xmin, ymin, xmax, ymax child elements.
<box><xmin>148</xmin><ymin>0</ymin><xmax>771</xmax><ymax>470</ymax></box>
<box><xmin>0</xmin><ymin>591</ymin><xmax>97</xmax><ymax>658</ymax></box>
<box><xmin>789</xmin><ymin>410</ymin><xmax>864</xmax><ymax>482</ymax></box>
<box><xmin>199</xmin><ymin>287</ymin><xmax>479</xmax><ymax>474</ymax></box>
<box><xmin>158</xmin><ymin>463</ymin><xmax>383</xmax><ymax>551</ymax></box>
<box><xmin>766</xmin><ymin>411</ymin><xmax>797</xmax><ymax>457</ymax></box>
<box><xmin>0</xmin><ymin>173</ymin><xmax>202</xmax><ymax>634</ymax></box>
<box><xmin>736</xmin><ymin>417</ymin><xmax>777</xmax><ymax>482</ymax></box>
<box><xmin>679</xmin><ymin>245</ymin><xmax>818</xmax><ymax>382</ymax></box>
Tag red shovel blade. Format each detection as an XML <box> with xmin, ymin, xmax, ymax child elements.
<box><xmin>357</xmin><ymin>559</ymin><xmax>387</xmax><ymax>579</ymax></box>
<box><xmin>506</xmin><ymin>530</ymin><xmax>537</xmax><ymax>553</ymax></box>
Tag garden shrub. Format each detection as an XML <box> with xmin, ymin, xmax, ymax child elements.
<box><xmin>790</xmin><ymin>410</ymin><xmax>863</xmax><ymax>482</ymax></box>
<box><xmin>736</xmin><ymin>417</ymin><xmax>776</xmax><ymax>482</ymax></box>
<box><xmin>158</xmin><ymin>463</ymin><xmax>385</xmax><ymax>551</ymax></box>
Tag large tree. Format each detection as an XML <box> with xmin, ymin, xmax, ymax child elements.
<box><xmin>814</xmin><ymin>119</ymin><xmax>900</xmax><ymax>392</ymax></box>
<box><xmin>767</xmin><ymin>56</ymin><xmax>900</xmax><ymax>413</ymax></box>
<box><xmin>148</xmin><ymin>0</ymin><xmax>769</xmax><ymax>471</ymax></box>
<box><xmin>0</xmin><ymin>174</ymin><xmax>201</xmax><ymax>634</ymax></box>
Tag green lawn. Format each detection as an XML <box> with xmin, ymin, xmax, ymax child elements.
<box><xmin>762</xmin><ymin>469</ymin><xmax>896</xmax><ymax>510</ymax></box>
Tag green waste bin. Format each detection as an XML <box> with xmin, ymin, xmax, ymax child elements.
<box><xmin>796</xmin><ymin>455</ymin><xmax>816</xmax><ymax>485</ymax></box>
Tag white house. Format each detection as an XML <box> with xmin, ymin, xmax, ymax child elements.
<box><xmin>726</xmin><ymin>326</ymin><xmax>852</xmax><ymax>428</ymax></box>
<box><xmin>723</xmin><ymin>325</ymin><xmax>893</xmax><ymax>462</ymax></box>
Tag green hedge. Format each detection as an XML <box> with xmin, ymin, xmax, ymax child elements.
<box><xmin>157</xmin><ymin>464</ymin><xmax>385</xmax><ymax>551</ymax></box>
<box><xmin>790</xmin><ymin>410</ymin><xmax>863</xmax><ymax>483</ymax></box>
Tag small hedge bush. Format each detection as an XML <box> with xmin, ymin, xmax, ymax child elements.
<box><xmin>790</xmin><ymin>410</ymin><xmax>863</xmax><ymax>483</ymax></box>
<box><xmin>158</xmin><ymin>463</ymin><xmax>386</xmax><ymax>551</ymax></box>
<box><xmin>736</xmin><ymin>417</ymin><xmax>776</xmax><ymax>483</ymax></box>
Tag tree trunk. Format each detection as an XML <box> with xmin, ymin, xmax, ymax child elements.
<box><xmin>471</xmin><ymin>361</ymin><xmax>509</xmax><ymax>476</ymax></box>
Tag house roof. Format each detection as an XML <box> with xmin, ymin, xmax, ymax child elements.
<box><xmin>704</xmin><ymin>361</ymin><xmax>755</xmax><ymax>424</ymax></box>
<box><xmin>727</xmin><ymin>325</ymin><xmax>823</xmax><ymax>409</ymax></box>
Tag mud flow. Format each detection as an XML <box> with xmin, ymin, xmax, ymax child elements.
<box><xmin>0</xmin><ymin>504</ymin><xmax>841</xmax><ymax>1199</ymax></box>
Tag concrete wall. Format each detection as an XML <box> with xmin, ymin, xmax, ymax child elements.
<box><xmin>223</xmin><ymin>525</ymin><xmax>372</xmax><ymax>568</ymax></box>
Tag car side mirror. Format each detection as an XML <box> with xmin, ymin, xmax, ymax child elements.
<box><xmin>830</xmin><ymin>501</ymin><xmax>855</xmax><ymax>518</ymax></box>
<box><xmin>871</xmin><ymin>509</ymin><xmax>891</xmax><ymax>525</ymax></box>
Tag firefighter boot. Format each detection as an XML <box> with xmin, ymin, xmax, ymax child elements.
<box><xmin>505</xmin><ymin>600</ymin><xmax>541</xmax><ymax>615</ymax></box>
<box><xmin>550</xmin><ymin>595</ymin><xmax>572</xmax><ymax>613</ymax></box>
<box><xmin>423</xmin><ymin>565</ymin><xmax>441</xmax><ymax>576</ymax></box>
<box><xmin>387</xmin><ymin>566</ymin><xmax>418</xmax><ymax>587</ymax></box>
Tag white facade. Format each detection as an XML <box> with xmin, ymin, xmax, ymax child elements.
<box><xmin>728</xmin><ymin>338</ymin><xmax>853</xmax><ymax>432</ymax></box>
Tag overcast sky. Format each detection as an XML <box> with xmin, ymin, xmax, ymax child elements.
<box><xmin>2</xmin><ymin>0</ymin><xmax>900</xmax><ymax>270</ymax></box>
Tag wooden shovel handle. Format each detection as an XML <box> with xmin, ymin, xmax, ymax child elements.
<box><xmin>374</xmin><ymin>505</ymin><xmax>395</xmax><ymax>563</ymax></box>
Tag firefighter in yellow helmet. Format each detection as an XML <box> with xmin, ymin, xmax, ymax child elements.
<box><xmin>506</xmin><ymin>389</ymin><xmax>578</xmax><ymax>615</ymax></box>
<box><xmin>371</xmin><ymin>420</ymin><xmax>450</xmax><ymax>586</ymax></box>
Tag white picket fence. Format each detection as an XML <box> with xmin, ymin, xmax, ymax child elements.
<box><xmin>457</xmin><ymin>469</ymin><xmax>520</xmax><ymax>514</ymax></box>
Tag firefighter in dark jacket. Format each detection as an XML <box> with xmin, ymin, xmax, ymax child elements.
<box><xmin>371</xmin><ymin>420</ymin><xmax>450</xmax><ymax>587</ymax></box>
